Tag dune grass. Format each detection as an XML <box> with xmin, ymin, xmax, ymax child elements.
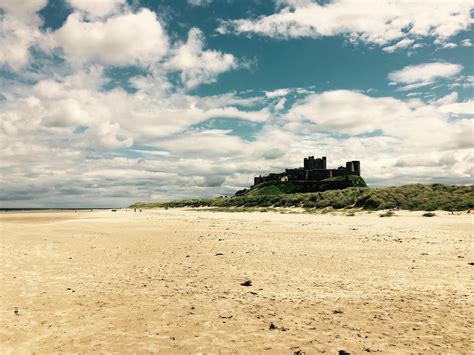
<box><xmin>131</xmin><ymin>183</ymin><xmax>474</xmax><ymax>212</ymax></box>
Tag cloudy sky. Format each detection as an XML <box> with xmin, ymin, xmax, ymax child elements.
<box><xmin>0</xmin><ymin>0</ymin><xmax>473</xmax><ymax>207</ymax></box>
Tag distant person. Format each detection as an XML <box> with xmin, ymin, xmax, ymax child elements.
<box><xmin>468</xmin><ymin>208</ymin><xmax>471</xmax><ymax>214</ymax></box>
<box><xmin>140</xmin><ymin>209</ymin><xmax>142</xmax><ymax>212</ymax></box>
<box><xmin>134</xmin><ymin>208</ymin><xmax>136</xmax><ymax>212</ymax></box>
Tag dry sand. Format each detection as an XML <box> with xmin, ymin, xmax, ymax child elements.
<box><xmin>1</xmin><ymin>208</ymin><xmax>472</xmax><ymax>354</ymax></box>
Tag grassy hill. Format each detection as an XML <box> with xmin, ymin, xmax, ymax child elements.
<box><xmin>131</xmin><ymin>183</ymin><xmax>474</xmax><ymax>211</ymax></box>
<box><xmin>236</xmin><ymin>175</ymin><xmax>367</xmax><ymax>196</ymax></box>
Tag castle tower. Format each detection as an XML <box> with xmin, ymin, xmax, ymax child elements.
<box><xmin>304</xmin><ymin>156</ymin><xmax>315</xmax><ymax>170</ymax></box>
<box><xmin>322</xmin><ymin>156</ymin><xmax>327</xmax><ymax>170</ymax></box>
<box><xmin>315</xmin><ymin>158</ymin><xmax>322</xmax><ymax>169</ymax></box>
<box><xmin>352</xmin><ymin>161</ymin><xmax>361</xmax><ymax>176</ymax></box>
<box><xmin>346</xmin><ymin>161</ymin><xmax>354</xmax><ymax>173</ymax></box>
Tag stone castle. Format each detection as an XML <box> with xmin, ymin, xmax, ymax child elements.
<box><xmin>253</xmin><ymin>156</ymin><xmax>361</xmax><ymax>186</ymax></box>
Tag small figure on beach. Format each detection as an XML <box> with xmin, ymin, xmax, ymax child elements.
<box><xmin>467</xmin><ymin>208</ymin><xmax>471</xmax><ymax>214</ymax></box>
<box><xmin>134</xmin><ymin>208</ymin><xmax>136</xmax><ymax>212</ymax></box>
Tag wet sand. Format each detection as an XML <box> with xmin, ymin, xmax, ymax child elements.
<box><xmin>1</xmin><ymin>209</ymin><xmax>472</xmax><ymax>353</ymax></box>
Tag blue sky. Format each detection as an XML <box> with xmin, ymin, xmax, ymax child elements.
<box><xmin>0</xmin><ymin>0</ymin><xmax>473</xmax><ymax>207</ymax></box>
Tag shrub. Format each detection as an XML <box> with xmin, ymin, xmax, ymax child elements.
<box><xmin>379</xmin><ymin>211</ymin><xmax>395</xmax><ymax>217</ymax></box>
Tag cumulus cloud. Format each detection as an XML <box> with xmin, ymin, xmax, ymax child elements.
<box><xmin>165</xmin><ymin>28</ymin><xmax>237</xmax><ymax>88</ymax></box>
<box><xmin>2</xmin><ymin>86</ymin><xmax>473</xmax><ymax>206</ymax></box>
<box><xmin>287</xmin><ymin>90</ymin><xmax>473</xmax><ymax>151</ymax></box>
<box><xmin>438</xmin><ymin>100</ymin><xmax>474</xmax><ymax>115</ymax></box>
<box><xmin>52</xmin><ymin>9</ymin><xmax>168</xmax><ymax>67</ymax></box>
<box><xmin>0</xmin><ymin>0</ymin><xmax>47</xmax><ymax>19</ymax></box>
<box><xmin>0</xmin><ymin>70</ymin><xmax>273</xmax><ymax>207</ymax></box>
<box><xmin>1</xmin><ymin>2</ymin><xmax>239</xmax><ymax>85</ymax></box>
<box><xmin>158</xmin><ymin>130</ymin><xmax>250</xmax><ymax>157</ymax></box>
<box><xmin>66</xmin><ymin>0</ymin><xmax>126</xmax><ymax>18</ymax></box>
<box><xmin>0</xmin><ymin>14</ymin><xmax>41</xmax><ymax>70</ymax></box>
<box><xmin>388</xmin><ymin>62</ymin><xmax>463</xmax><ymax>91</ymax></box>
<box><xmin>218</xmin><ymin>0</ymin><xmax>473</xmax><ymax>49</ymax></box>
<box><xmin>0</xmin><ymin>0</ymin><xmax>47</xmax><ymax>70</ymax></box>
<box><xmin>0</xmin><ymin>63</ymin><xmax>270</xmax><ymax>153</ymax></box>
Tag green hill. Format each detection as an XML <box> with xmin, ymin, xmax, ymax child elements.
<box><xmin>321</xmin><ymin>174</ymin><xmax>367</xmax><ymax>185</ymax></box>
<box><xmin>236</xmin><ymin>175</ymin><xmax>367</xmax><ymax>196</ymax></box>
<box><xmin>131</xmin><ymin>183</ymin><xmax>474</xmax><ymax>211</ymax></box>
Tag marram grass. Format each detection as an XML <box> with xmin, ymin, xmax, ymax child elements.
<box><xmin>131</xmin><ymin>183</ymin><xmax>474</xmax><ymax>212</ymax></box>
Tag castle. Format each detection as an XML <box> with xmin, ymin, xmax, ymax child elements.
<box><xmin>253</xmin><ymin>156</ymin><xmax>361</xmax><ymax>186</ymax></box>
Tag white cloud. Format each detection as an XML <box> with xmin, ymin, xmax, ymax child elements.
<box><xmin>396</xmin><ymin>81</ymin><xmax>436</xmax><ymax>92</ymax></box>
<box><xmin>2</xmin><ymin>86</ymin><xmax>473</xmax><ymax>206</ymax></box>
<box><xmin>433</xmin><ymin>92</ymin><xmax>458</xmax><ymax>105</ymax></box>
<box><xmin>0</xmin><ymin>14</ymin><xmax>42</xmax><ymax>70</ymax></box>
<box><xmin>195</xmin><ymin>92</ymin><xmax>266</xmax><ymax>109</ymax></box>
<box><xmin>1</xmin><ymin>1</ymin><xmax>473</xmax><ymax>206</ymax></box>
<box><xmin>0</xmin><ymin>0</ymin><xmax>47</xmax><ymax>70</ymax></box>
<box><xmin>274</xmin><ymin>98</ymin><xmax>286</xmax><ymax>111</ymax></box>
<box><xmin>159</xmin><ymin>129</ymin><xmax>250</xmax><ymax>157</ymax></box>
<box><xmin>165</xmin><ymin>28</ymin><xmax>237</xmax><ymax>88</ymax></box>
<box><xmin>187</xmin><ymin>0</ymin><xmax>213</xmax><ymax>6</ymax></box>
<box><xmin>66</xmin><ymin>0</ymin><xmax>126</xmax><ymax>18</ymax></box>
<box><xmin>0</xmin><ymin>0</ymin><xmax>47</xmax><ymax>19</ymax></box>
<box><xmin>265</xmin><ymin>88</ymin><xmax>291</xmax><ymax>98</ymax></box>
<box><xmin>287</xmin><ymin>90</ymin><xmax>473</xmax><ymax>152</ymax></box>
<box><xmin>388</xmin><ymin>62</ymin><xmax>463</xmax><ymax>91</ymax></box>
<box><xmin>218</xmin><ymin>0</ymin><xmax>473</xmax><ymax>49</ymax></box>
<box><xmin>434</xmin><ymin>38</ymin><xmax>458</xmax><ymax>48</ymax></box>
<box><xmin>0</xmin><ymin>66</ymin><xmax>275</xmax><ymax>206</ymax></box>
<box><xmin>53</xmin><ymin>9</ymin><xmax>168</xmax><ymax>66</ymax></box>
<box><xmin>438</xmin><ymin>100</ymin><xmax>473</xmax><ymax>115</ymax></box>
<box><xmin>450</xmin><ymin>75</ymin><xmax>474</xmax><ymax>89</ymax></box>
<box><xmin>0</xmin><ymin>64</ymin><xmax>270</xmax><ymax>152</ymax></box>
<box><xmin>461</xmin><ymin>39</ymin><xmax>472</xmax><ymax>47</ymax></box>
<box><xmin>383</xmin><ymin>39</ymin><xmax>414</xmax><ymax>53</ymax></box>
<box><xmin>442</xmin><ymin>42</ymin><xmax>457</xmax><ymax>49</ymax></box>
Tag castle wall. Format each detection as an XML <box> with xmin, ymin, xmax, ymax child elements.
<box><xmin>253</xmin><ymin>156</ymin><xmax>361</xmax><ymax>186</ymax></box>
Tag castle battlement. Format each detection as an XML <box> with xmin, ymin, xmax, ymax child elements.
<box><xmin>253</xmin><ymin>156</ymin><xmax>360</xmax><ymax>186</ymax></box>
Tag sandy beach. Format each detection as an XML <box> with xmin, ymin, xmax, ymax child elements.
<box><xmin>1</xmin><ymin>208</ymin><xmax>472</xmax><ymax>353</ymax></box>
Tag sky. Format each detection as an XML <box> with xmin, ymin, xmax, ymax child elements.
<box><xmin>0</xmin><ymin>0</ymin><xmax>473</xmax><ymax>208</ymax></box>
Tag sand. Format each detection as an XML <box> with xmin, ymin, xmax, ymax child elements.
<box><xmin>1</xmin><ymin>208</ymin><xmax>472</xmax><ymax>353</ymax></box>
